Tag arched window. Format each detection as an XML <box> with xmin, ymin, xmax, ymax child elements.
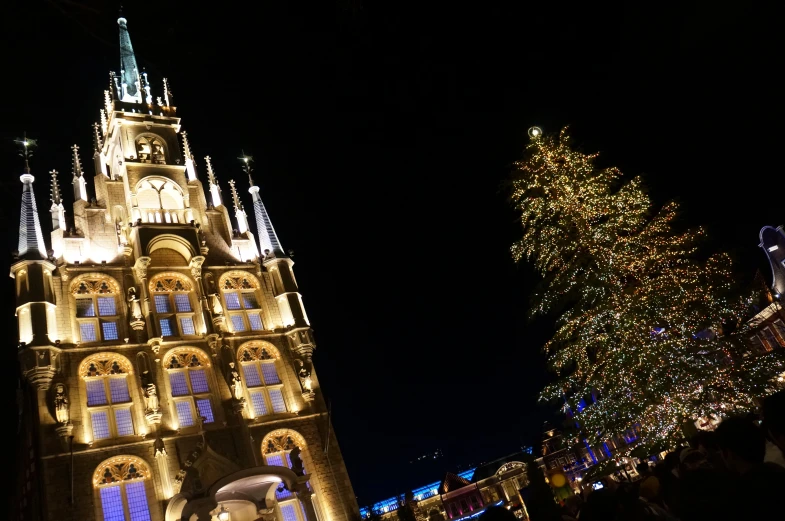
<box><xmin>135</xmin><ymin>135</ymin><xmax>167</xmax><ymax>165</ymax></box>
<box><xmin>237</xmin><ymin>342</ymin><xmax>286</xmax><ymax>417</ymax></box>
<box><xmin>163</xmin><ymin>348</ymin><xmax>214</xmax><ymax>429</ymax></box>
<box><xmin>134</xmin><ymin>178</ymin><xmax>185</xmax><ymax>223</ymax></box>
<box><xmin>149</xmin><ymin>273</ymin><xmax>196</xmax><ymax>338</ymax></box>
<box><xmin>79</xmin><ymin>354</ymin><xmax>135</xmax><ymax>441</ymax></box>
<box><xmin>71</xmin><ymin>274</ymin><xmax>122</xmax><ymax>343</ymax></box>
<box><xmin>262</xmin><ymin>430</ymin><xmax>308</xmax><ymax>506</ymax></box>
<box><xmin>220</xmin><ymin>271</ymin><xmax>264</xmax><ymax>333</ymax></box>
<box><xmin>93</xmin><ymin>456</ymin><xmax>153</xmax><ymax>521</ymax></box>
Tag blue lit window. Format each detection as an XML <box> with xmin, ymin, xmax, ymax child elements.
<box><xmin>169</xmin><ymin>372</ymin><xmax>189</xmax><ymax>396</ymax></box>
<box><xmin>114</xmin><ymin>409</ymin><xmax>134</xmax><ymax>436</ymax></box>
<box><xmin>99</xmin><ymin>486</ymin><xmax>125</xmax><ymax>521</ymax></box>
<box><xmin>87</xmin><ymin>380</ymin><xmax>108</xmax><ymax>406</ymax></box>
<box><xmin>74</xmin><ymin>278</ymin><xmax>120</xmax><ymax>343</ymax></box>
<box><xmin>265</xmin><ymin>453</ymin><xmax>285</xmax><ymax>467</ymax></box>
<box><xmin>175</xmin><ymin>401</ymin><xmax>193</xmax><ymax>427</ymax></box>
<box><xmin>190</xmin><ymin>369</ymin><xmax>209</xmax><ymax>394</ymax></box>
<box><xmin>248</xmin><ymin>312</ymin><xmax>264</xmax><ymax>331</ymax></box>
<box><xmin>174</xmin><ymin>294</ymin><xmax>192</xmax><ymax>312</ymax></box>
<box><xmin>77</xmin><ymin>299</ymin><xmax>96</xmax><ymax>317</ymax></box>
<box><xmin>91</xmin><ymin>411</ymin><xmax>110</xmax><ymax>440</ymax></box>
<box><xmin>280</xmin><ymin>503</ymin><xmax>299</xmax><ymax>521</ymax></box>
<box><xmin>97</xmin><ymin>297</ymin><xmax>117</xmax><ymax>316</ymax></box>
<box><xmin>230</xmin><ymin>314</ymin><xmax>246</xmax><ymax>332</ymax></box>
<box><xmin>101</xmin><ymin>321</ymin><xmax>119</xmax><ymax>340</ymax></box>
<box><xmin>224</xmin><ymin>292</ymin><xmax>241</xmax><ymax>310</ymax></box>
<box><xmin>223</xmin><ymin>285</ymin><xmax>263</xmax><ymax>333</ymax></box>
<box><xmin>179</xmin><ymin>317</ymin><xmax>196</xmax><ymax>335</ymax></box>
<box><xmin>125</xmin><ymin>481</ymin><xmax>151</xmax><ymax>521</ymax></box>
<box><xmin>80</xmin><ymin>322</ymin><xmax>97</xmax><ymax>342</ymax></box>
<box><xmin>154</xmin><ymin>294</ymin><xmax>171</xmax><ymax>313</ymax></box>
<box><xmin>152</xmin><ymin>275</ymin><xmax>197</xmax><ymax>337</ymax></box>
<box><xmin>242</xmin><ymin>292</ymin><xmax>259</xmax><ymax>309</ymax></box>
<box><xmin>261</xmin><ymin>363</ymin><xmax>280</xmax><ymax>384</ymax></box>
<box><xmin>196</xmin><ymin>399</ymin><xmax>214</xmax><ymax>423</ymax></box>
<box><xmin>159</xmin><ymin>317</ymin><xmax>175</xmax><ymax>337</ymax></box>
<box><xmin>250</xmin><ymin>391</ymin><xmax>269</xmax><ymax>416</ymax></box>
<box><xmin>243</xmin><ymin>364</ymin><xmax>262</xmax><ymax>387</ymax></box>
<box><xmin>269</xmin><ymin>389</ymin><xmax>286</xmax><ymax>413</ymax></box>
<box><xmin>109</xmin><ymin>378</ymin><xmax>130</xmax><ymax>403</ymax></box>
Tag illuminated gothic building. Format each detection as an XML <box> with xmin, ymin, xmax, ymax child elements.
<box><xmin>11</xmin><ymin>15</ymin><xmax>358</xmax><ymax>521</ymax></box>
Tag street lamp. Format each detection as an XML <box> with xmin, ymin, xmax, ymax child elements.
<box><xmin>218</xmin><ymin>505</ymin><xmax>230</xmax><ymax>521</ymax></box>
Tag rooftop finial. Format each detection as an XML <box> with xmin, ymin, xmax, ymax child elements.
<box><xmin>182</xmin><ymin>132</ymin><xmax>193</xmax><ymax>160</ymax></box>
<box><xmin>239</xmin><ymin>150</ymin><xmax>254</xmax><ymax>186</ymax></box>
<box><xmin>50</xmin><ymin>170</ymin><xmax>62</xmax><ymax>205</ymax></box>
<box><xmin>182</xmin><ymin>132</ymin><xmax>197</xmax><ymax>181</ymax></box>
<box><xmin>71</xmin><ymin>145</ymin><xmax>83</xmax><ymax>179</ymax></box>
<box><xmin>92</xmin><ymin>123</ymin><xmax>103</xmax><ymax>153</ymax></box>
<box><xmin>71</xmin><ymin>145</ymin><xmax>88</xmax><ymax>202</ymax></box>
<box><xmin>14</xmin><ymin>132</ymin><xmax>37</xmax><ymax>174</ymax></box>
<box><xmin>205</xmin><ymin>156</ymin><xmax>217</xmax><ymax>185</ymax></box>
<box><xmin>204</xmin><ymin>156</ymin><xmax>222</xmax><ymax>208</ymax></box>
<box><xmin>228</xmin><ymin>179</ymin><xmax>243</xmax><ymax>213</ymax></box>
<box><xmin>162</xmin><ymin>78</ymin><xmax>171</xmax><ymax>106</ymax></box>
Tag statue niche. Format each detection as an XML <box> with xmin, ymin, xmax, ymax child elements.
<box><xmin>53</xmin><ymin>383</ymin><xmax>70</xmax><ymax>425</ymax></box>
<box><xmin>136</xmin><ymin>136</ymin><xmax>167</xmax><ymax>165</ymax></box>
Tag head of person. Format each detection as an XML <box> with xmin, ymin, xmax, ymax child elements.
<box><xmin>762</xmin><ymin>389</ymin><xmax>785</xmax><ymax>458</ymax></box>
<box><xmin>638</xmin><ymin>475</ymin><xmax>661</xmax><ymax>503</ymax></box>
<box><xmin>714</xmin><ymin>415</ymin><xmax>766</xmax><ymax>474</ymax></box>
<box><xmin>679</xmin><ymin>447</ymin><xmax>711</xmax><ymax>474</ymax></box>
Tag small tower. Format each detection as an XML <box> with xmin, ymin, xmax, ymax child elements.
<box><xmin>205</xmin><ymin>155</ymin><xmax>222</xmax><ymax>207</ymax></box>
<box><xmin>243</xmin><ymin>153</ymin><xmax>284</xmax><ymax>258</ymax></box>
<box><xmin>92</xmin><ymin>122</ymin><xmax>108</xmax><ymax>177</ymax></box>
<box><xmin>181</xmin><ymin>131</ymin><xmax>197</xmax><ymax>182</ymax></box>
<box><xmin>14</xmin><ymin>136</ymin><xmax>47</xmax><ymax>260</ymax></box>
<box><xmin>228</xmin><ymin>179</ymin><xmax>249</xmax><ymax>234</ymax></box>
<box><xmin>71</xmin><ymin>145</ymin><xmax>88</xmax><ymax>202</ymax></box>
<box><xmin>49</xmin><ymin>170</ymin><xmax>66</xmax><ymax>231</ymax></box>
<box><xmin>117</xmin><ymin>13</ymin><xmax>141</xmax><ymax>102</ymax></box>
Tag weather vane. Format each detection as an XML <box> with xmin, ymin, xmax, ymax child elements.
<box><xmin>14</xmin><ymin>132</ymin><xmax>37</xmax><ymax>173</ymax></box>
<box><xmin>238</xmin><ymin>149</ymin><xmax>254</xmax><ymax>184</ymax></box>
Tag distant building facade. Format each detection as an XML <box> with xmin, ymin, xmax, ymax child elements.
<box><xmin>360</xmin><ymin>454</ymin><xmax>531</xmax><ymax>521</ymax></box>
<box><xmin>10</xmin><ymin>14</ymin><xmax>358</xmax><ymax>521</ymax></box>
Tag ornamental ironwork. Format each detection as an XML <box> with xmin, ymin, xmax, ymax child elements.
<box><xmin>93</xmin><ymin>456</ymin><xmax>149</xmax><ymax>486</ymax></box>
<box><xmin>70</xmin><ymin>274</ymin><xmax>121</xmax><ymax>295</ymax></box>
<box><xmin>220</xmin><ymin>270</ymin><xmax>259</xmax><ymax>290</ymax></box>
<box><xmin>79</xmin><ymin>353</ymin><xmax>134</xmax><ymax>377</ymax></box>
<box><xmin>262</xmin><ymin>429</ymin><xmax>306</xmax><ymax>455</ymax></box>
<box><xmin>164</xmin><ymin>347</ymin><xmax>210</xmax><ymax>369</ymax></box>
<box><xmin>149</xmin><ymin>272</ymin><xmax>193</xmax><ymax>293</ymax></box>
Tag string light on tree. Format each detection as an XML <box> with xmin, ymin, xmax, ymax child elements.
<box><xmin>510</xmin><ymin>127</ymin><xmax>785</xmax><ymax>452</ymax></box>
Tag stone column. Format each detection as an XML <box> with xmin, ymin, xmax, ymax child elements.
<box><xmin>133</xmin><ymin>256</ymin><xmax>153</xmax><ymax>341</ymax></box>
<box><xmin>295</xmin><ymin>479</ymin><xmax>318</xmax><ymax>521</ymax></box>
<box><xmin>189</xmin><ymin>255</ymin><xmax>213</xmax><ymax>335</ymax></box>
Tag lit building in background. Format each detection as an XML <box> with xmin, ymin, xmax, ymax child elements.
<box><xmin>360</xmin><ymin>453</ymin><xmax>531</xmax><ymax>521</ymax></box>
<box><xmin>11</xmin><ymin>14</ymin><xmax>358</xmax><ymax>521</ymax></box>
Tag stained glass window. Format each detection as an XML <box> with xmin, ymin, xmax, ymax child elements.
<box><xmin>99</xmin><ymin>486</ymin><xmax>125</xmax><ymax>521</ymax></box>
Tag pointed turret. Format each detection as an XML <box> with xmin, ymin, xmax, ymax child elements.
<box><xmin>242</xmin><ymin>154</ymin><xmax>284</xmax><ymax>257</ymax></box>
<box><xmin>13</xmin><ymin>136</ymin><xmax>47</xmax><ymax>260</ymax></box>
<box><xmin>228</xmin><ymin>179</ymin><xmax>249</xmax><ymax>234</ymax></box>
<box><xmin>182</xmin><ymin>131</ymin><xmax>197</xmax><ymax>181</ymax></box>
<box><xmin>49</xmin><ymin>170</ymin><xmax>66</xmax><ymax>231</ymax></box>
<box><xmin>92</xmin><ymin>123</ymin><xmax>108</xmax><ymax>177</ymax></box>
<box><xmin>205</xmin><ymin>156</ymin><xmax>222</xmax><ymax>207</ymax></box>
<box><xmin>117</xmin><ymin>13</ymin><xmax>141</xmax><ymax>102</ymax></box>
<box><xmin>71</xmin><ymin>144</ymin><xmax>88</xmax><ymax>202</ymax></box>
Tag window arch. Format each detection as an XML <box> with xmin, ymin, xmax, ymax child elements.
<box><xmin>262</xmin><ymin>429</ymin><xmax>309</xmax><ymax>506</ymax></box>
<box><xmin>93</xmin><ymin>455</ymin><xmax>153</xmax><ymax>521</ymax></box>
<box><xmin>163</xmin><ymin>347</ymin><xmax>215</xmax><ymax>429</ymax></box>
<box><xmin>135</xmin><ymin>135</ymin><xmax>167</xmax><ymax>165</ymax></box>
<box><xmin>79</xmin><ymin>353</ymin><xmax>135</xmax><ymax>442</ymax></box>
<box><xmin>134</xmin><ymin>177</ymin><xmax>185</xmax><ymax>223</ymax></box>
<box><xmin>219</xmin><ymin>271</ymin><xmax>265</xmax><ymax>333</ymax></box>
<box><xmin>70</xmin><ymin>274</ymin><xmax>122</xmax><ymax>343</ymax></box>
<box><xmin>237</xmin><ymin>341</ymin><xmax>286</xmax><ymax>417</ymax></box>
<box><xmin>148</xmin><ymin>272</ymin><xmax>197</xmax><ymax>338</ymax></box>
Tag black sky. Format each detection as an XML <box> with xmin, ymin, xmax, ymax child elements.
<box><xmin>1</xmin><ymin>0</ymin><xmax>782</xmax><ymax>509</ymax></box>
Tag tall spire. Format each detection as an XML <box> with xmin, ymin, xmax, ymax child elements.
<box><xmin>49</xmin><ymin>170</ymin><xmax>66</xmax><ymax>231</ymax></box>
<box><xmin>117</xmin><ymin>12</ymin><xmax>141</xmax><ymax>103</ymax></box>
<box><xmin>241</xmin><ymin>153</ymin><xmax>284</xmax><ymax>257</ymax></box>
<box><xmin>182</xmin><ymin>131</ymin><xmax>197</xmax><ymax>181</ymax></box>
<box><xmin>205</xmin><ymin>156</ymin><xmax>222</xmax><ymax>208</ymax></box>
<box><xmin>71</xmin><ymin>145</ymin><xmax>88</xmax><ymax>202</ymax></box>
<box><xmin>14</xmin><ymin>135</ymin><xmax>47</xmax><ymax>259</ymax></box>
<box><xmin>228</xmin><ymin>179</ymin><xmax>249</xmax><ymax>234</ymax></box>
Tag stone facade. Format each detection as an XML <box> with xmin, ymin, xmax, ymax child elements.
<box><xmin>11</xmin><ymin>15</ymin><xmax>358</xmax><ymax>521</ymax></box>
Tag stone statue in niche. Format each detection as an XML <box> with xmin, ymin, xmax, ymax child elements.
<box><xmin>297</xmin><ymin>360</ymin><xmax>313</xmax><ymax>393</ymax></box>
<box><xmin>289</xmin><ymin>446</ymin><xmax>304</xmax><ymax>476</ymax></box>
<box><xmin>228</xmin><ymin>362</ymin><xmax>243</xmax><ymax>401</ymax></box>
<box><xmin>128</xmin><ymin>287</ymin><xmax>143</xmax><ymax>321</ymax></box>
<box><xmin>152</xmin><ymin>141</ymin><xmax>165</xmax><ymax>164</ymax></box>
<box><xmin>144</xmin><ymin>383</ymin><xmax>160</xmax><ymax>413</ymax></box>
<box><xmin>53</xmin><ymin>383</ymin><xmax>70</xmax><ymax>424</ymax></box>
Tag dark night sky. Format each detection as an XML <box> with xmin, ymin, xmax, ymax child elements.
<box><xmin>0</xmin><ymin>0</ymin><xmax>781</xmax><ymax>509</ymax></box>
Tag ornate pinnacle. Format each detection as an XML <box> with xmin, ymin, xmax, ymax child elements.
<box><xmin>100</xmin><ymin>108</ymin><xmax>108</xmax><ymax>135</ymax></box>
<box><xmin>71</xmin><ymin>145</ymin><xmax>84</xmax><ymax>179</ymax></box>
<box><xmin>205</xmin><ymin>156</ymin><xmax>218</xmax><ymax>185</ymax></box>
<box><xmin>50</xmin><ymin>170</ymin><xmax>62</xmax><ymax>205</ymax></box>
<box><xmin>162</xmin><ymin>78</ymin><xmax>171</xmax><ymax>106</ymax></box>
<box><xmin>228</xmin><ymin>180</ymin><xmax>243</xmax><ymax>212</ymax></box>
<box><xmin>13</xmin><ymin>132</ymin><xmax>37</xmax><ymax>174</ymax></box>
<box><xmin>182</xmin><ymin>131</ymin><xmax>193</xmax><ymax>161</ymax></box>
<box><xmin>92</xmin><ymin>123</ymin><xmax>103</xmax><ymax>153</ymax></box>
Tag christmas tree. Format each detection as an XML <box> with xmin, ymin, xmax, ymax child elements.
<box><xmin>511</xmin><ymin>127</ymin><xmax>784</xmax><ymax>450</ymax></box>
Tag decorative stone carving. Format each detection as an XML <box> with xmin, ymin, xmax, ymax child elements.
<box><xmin>53</xmin><ymin>383</ymin><xmax>70</xmax><ymax>424</ymax></box>
<box><xmin>128</xmin><ymin>287</ymin><xmax>145</xmax><ymax>331</ymax></box>
<box><xmin>147</xmin><ymin>337</ymin><xmax>162</xmax><ymax>357</ymax></box>
<box><xmin>189</xmin><ymin>255</ymin><xmax>205</xmax><ymax>280</ymax></box>
<box><xmin>154</xmin><ymin>436</ymin><xmax>167</xmax><ymax>457</ymax></box>
<box><xmin>297</xmin><ymin>360</ymin><xmax>315</xmax><ymax>401</ymax></box>
<box><xmin>133</xmin><ymin>256</ymin><xmax>151</xmax><ymax>282</ymax></box>
<box><xmin>228</xmin><ymin>362</ymin><xmax>244</xmax><ymax>401</ymax></box>
<box><xmin>144</xmin><ymin>383</ymin><xmax>162</xmax><ymax>422</ymax></box>
<box><xmin>289</xmin><ymin>446</ymin><xmax>305</xmax><ymax>476</ymax></box>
